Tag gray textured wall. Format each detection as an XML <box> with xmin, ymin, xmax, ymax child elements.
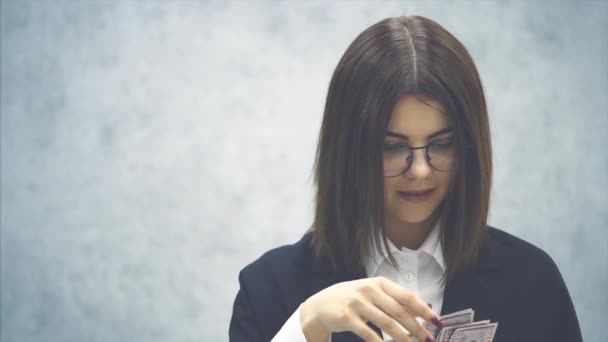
<box><xmin>1</xmin><ymin>1</ymin><xmax>606</xmax><ymax>341</ymax></box>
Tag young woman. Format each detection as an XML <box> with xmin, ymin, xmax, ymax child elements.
<box><xmin>229</xmin><ymin>15</ymin><xmax>582</xmax><ymax>342</ymax></box>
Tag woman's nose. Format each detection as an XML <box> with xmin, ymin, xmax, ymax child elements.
<box><xmin>406</xmin><ymin>149</ymin><xmax>432</xmax><ymax>177</ymax></box>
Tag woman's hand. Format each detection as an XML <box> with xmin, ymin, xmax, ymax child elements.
<box><xmin>299</xmin><ymin>276</ymin><xmax>442</xmax><ymax>342</ymax></box>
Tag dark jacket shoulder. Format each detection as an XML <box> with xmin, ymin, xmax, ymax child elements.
<box><xmin>482</xmin><ymin>226</ymin><xmax>570</xmax><ymax>298</ymax></box>
<box><xmin>471</xmin><ymin>226</ymin><xmax>582</xmax><ymax>342</ymax></box>
<box><xmin>230</xmin><ymin>235</ymin><xmax>317</xmax><ymax>341</ymax></box>
<box><xmin>484</xmin><ymin>226</ymin><xmax>559</xmax><ymax>270</ymax></box>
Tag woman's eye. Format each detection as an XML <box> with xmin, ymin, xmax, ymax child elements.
<box><xmin>383</xmin><ymin>143</ymin><xmax>406</xmax><ymax>153</ymax></box>
<box><xmin>432</xmin><ymin>138</ymin><xmax>454</xmax><ymax>148</ymax></box>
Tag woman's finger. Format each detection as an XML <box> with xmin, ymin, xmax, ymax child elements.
<box><xmin>376</xmin><ymin>277</ymin><xmax>443</xmax><ymax>328</ymax></box>
<box><xmin>348</xmin><ymin>312</ymin><xmax>385</xmax><ymax>342</ymax></box>
<box><xmin>364</xmin><ymin>287</ymin><xmax>434</xmax><ymax>342</ymax></box>
<box><xmin>353</xmin><ymin>299</ymin><xmax>414</xmax><ymax>342</ymax></box>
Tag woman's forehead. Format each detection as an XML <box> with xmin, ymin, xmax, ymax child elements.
<box><xmin>387</xmin><ymin>96</ymin><xmax>451</xmax><ymax>137</ymax></box>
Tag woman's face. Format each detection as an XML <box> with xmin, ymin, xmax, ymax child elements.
<box><xmin>383</xmin><ymin>95</ymin><xmax>454</xmax><ymax>224</ymax></box>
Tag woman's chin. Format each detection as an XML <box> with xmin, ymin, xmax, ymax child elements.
<box><xmin>396</xmin><ymin>213</ymin><xmax>432</xmax><ymax>224</ymax></box>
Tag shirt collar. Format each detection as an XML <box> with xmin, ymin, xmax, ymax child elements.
<box><xmin>365</xmin><ymin>218</ymin><xmax>445</xmax><ymax>277</ymax></box>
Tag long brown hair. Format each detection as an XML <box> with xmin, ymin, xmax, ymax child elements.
<box><xmin>304</xmin><ymin>15</ymin><xmax>492</xmax><ymax>285</ymax></box>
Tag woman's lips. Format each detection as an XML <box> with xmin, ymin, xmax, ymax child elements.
<box><xmin>398</xmin><ymin>189</ymin><xmax>434</xmax><ymax>203</ymax></box>
<box><xmin>401</xmin><ymin>189</ymin><xmax>434</xmax><ymax>195</ymax></box>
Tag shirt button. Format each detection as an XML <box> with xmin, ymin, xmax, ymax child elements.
<box><xmin>404</xmin><ymin>272</ymin><xmax>414</xmax><ymax>282</ymax></box>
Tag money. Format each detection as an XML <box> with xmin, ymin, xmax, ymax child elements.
<box><xmin>423</xmin><ymin>308</ymin><xmax>474</xmax><ymax>339</ymax></box>
<box><xmin>385</xmin><ymin>308</ymin><xmax>499</xmax><ymax>342</ymax></box>
<box><xmin>436</xmin><ymin>320</ymin><xmax>490</xmax><ymax>342</ymax></box>
<box><xmin>448</xmin><ymin>322</ymin><xmax>498</xmax><ymax>342</ymax></box>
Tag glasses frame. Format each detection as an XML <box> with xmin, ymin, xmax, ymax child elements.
<box><xmin>383</xmin><ymin>141</ymin><xmax>473</xmax><ymax>178</ymax></box>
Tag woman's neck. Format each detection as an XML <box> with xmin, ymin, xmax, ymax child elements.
<box><xmin>384</xmin><ymin>208</ymin><xmax>441</xmax><ymax>250</ymax></box>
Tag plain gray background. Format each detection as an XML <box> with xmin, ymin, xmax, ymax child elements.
<box><xmin>1</xmin><ymin>1</ymin><xmax>606</xmax><ymax>341</ymax></box>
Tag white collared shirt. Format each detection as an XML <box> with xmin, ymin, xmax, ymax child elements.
<box><xmin>272</xmin><ymin>220</ymin><xmax>446</xmax><ymax>341</ymax></box>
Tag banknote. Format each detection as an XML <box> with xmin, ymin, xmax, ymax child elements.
<box><xmin>448</xmin><ymin>322</ymin><xmax>498</xmax><ymax>342</ymax></box>
<box><xmin>386</xmin><ymin>308</ymin><xmax>475</xmax><ymax>342</ymax></box>
<box><xmin>385</xmin><ymin>308</ymin><xmax>498</xmax><ymax>342</ymax></box>
<box><xmin>436</xmin><ymin>320</ymin><xmax>490</xmax><ymax>342</ymax></box>
<box><xmin>422</xmin><ymin>308</ymin><xmax>475</xmax><ymax>339</ymax></box>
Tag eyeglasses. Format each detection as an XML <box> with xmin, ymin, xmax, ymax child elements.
<box><xmin>383</xmin><ymin>138</ymin><xmax>456</xmax><ymax>177</ymax></box>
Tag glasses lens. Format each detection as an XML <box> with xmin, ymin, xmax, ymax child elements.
<box><xmin>382</xmin><ymin>140</ymin><xmax>456</xmax><ymax>177</ymax></box>
<box><xmin>383</xmin><ymin>144</ymin><xmax>412</xmax><ymax>177</ymax></box>
<box><xmin>428</xmin><ymin>140</ymin><xmax>455</xmax><ymax>172</ymax></box>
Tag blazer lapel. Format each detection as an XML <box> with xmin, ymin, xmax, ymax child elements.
<box><xmin>440</xmin><ymin>237</ymin><xmax>502</xmax><ymax>319</ymax></box>
<box><xmin>306</xmin><ymin>251</ymin><xmax>385</xmax><ymax>342</ymax></box>
<box><xmin>440</xmin><ymin>265</ymin><xmax>478</xmax><ymax>315</ymax></box>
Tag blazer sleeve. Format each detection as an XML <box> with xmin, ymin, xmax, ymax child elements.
<box><xmin>544</xmin><ymin>255</ymin><xmax>583</xmax><ymax>341</ymax></box>
<box><xmin>229</xmin><ymin>268</ymin><xmax>265</xmax><ymax>342</ymax></box>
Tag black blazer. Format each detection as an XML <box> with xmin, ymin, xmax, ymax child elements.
<box><xmin>229</xmin><ymin>226</ymin><xmax>582</xmax><ymax>341</ymax></box>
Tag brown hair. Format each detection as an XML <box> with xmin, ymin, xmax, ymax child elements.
<box><xmin>304</xmin><ymin>15</ymin><xmax>492</xmax><ymax>285</ymax></box>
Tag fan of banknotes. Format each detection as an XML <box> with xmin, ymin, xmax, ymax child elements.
<box><xmin>387</xmin><ymin>308</ymin><xmax>498</xmax><ymax>342</ymax></box>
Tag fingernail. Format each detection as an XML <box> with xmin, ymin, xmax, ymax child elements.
<box><xmin>426</xmin><ymin>337</ymin><xmax>435</xmax><ymax>342</ymax></box>
<box><xmin>431</xmin><ymin>316</ymin><xmax>444</xmax><ymax>328</ymax></box>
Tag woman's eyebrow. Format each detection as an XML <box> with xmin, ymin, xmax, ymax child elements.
<box><xmin>386</xmin><ymin>126</ymin><xmax>453</xmax><ymax>140</ymax></box>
